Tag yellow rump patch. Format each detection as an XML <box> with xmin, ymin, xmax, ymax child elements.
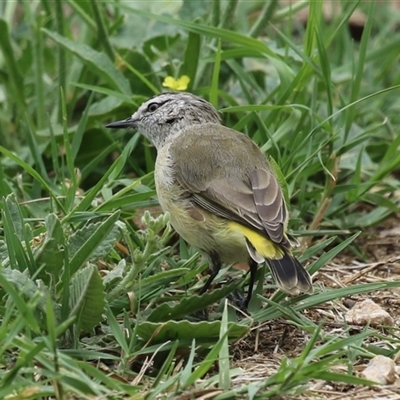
<box><xmin>228</xmin><ymin>221</ymin><xmax>284</xmax><ymax>259</ymax></box>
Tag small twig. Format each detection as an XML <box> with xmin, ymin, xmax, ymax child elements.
<box><xmin>317</xmin><ymin>272</ymin><xmax>346</xmax><ymax>288</ymax></box>
<box><xmin>302</xmin><ymin>154</ymin><xmax>339</xmax><ymax>249</ymax></box>
<box><xmin>343</xmin><ymin>256</ymin><xmax>400</xmax><ymax>285</ymax></box>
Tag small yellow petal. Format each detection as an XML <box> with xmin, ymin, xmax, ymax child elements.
<box><xmin>162</xmin><ymin>76</ymin><xmax>177</xmax><ymax>89</ymax></box>
<box><xmin>176</xmin><ymin>75</ymin><xmax>190</xmax><ymax>90</ymax></box>
<box><xmin>162</xmin><ymin>75</ymin><xmax>190</xmax><ymax>90</ymax></box>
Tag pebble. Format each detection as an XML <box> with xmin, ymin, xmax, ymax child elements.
<box><xmin>345</xmin><ymin>299</ymin><xmax>394</xmax><ymax>327</ymax></box>
<box><xmin>361</xmin><ymin>355</ymin><xmax>396</xmax><ymax>385</ymax></box>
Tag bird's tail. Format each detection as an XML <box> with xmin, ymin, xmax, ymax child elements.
<box><xmin>266</xmin><ymin>252</ymin><xmax>313</xmax><ymax>295</ymax></box>
<box><xmin>229</xmin><ymin>221</ymin><xmax>313</xmax><ymax>295</ymax></box>
<box><xmin>243</xmin><ymin>236</ymin><xmax>312</xmax><ymax>295</ymax></box>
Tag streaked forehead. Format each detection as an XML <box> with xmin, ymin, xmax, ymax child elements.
<box><xmin>136</xmin><ymin>92</ymin><xmax>171</xmax><ymax>112</ymax></box>
<box><xmin>147</xmin><ymin>92</ymin><xmax>204</xmax><ymax>105</ymax></box>
<box><xmin>134</xmin><ymin>92</ymin><xmax>219</xmax><ymax>120</ymax></box>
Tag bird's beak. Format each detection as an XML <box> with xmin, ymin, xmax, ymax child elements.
<box><xmin>106</xmin><ymin>117</ymin><xmax>136</xmax><ymax>129</ymax></box>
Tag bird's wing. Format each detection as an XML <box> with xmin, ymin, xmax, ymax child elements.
<box><xmin>170</xmin><ymin>124</ymin><xmax>288</xmax><ymax>245</ymax></box>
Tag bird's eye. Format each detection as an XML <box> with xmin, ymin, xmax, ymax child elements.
<box><xmin>147</xmin><ymin>103</ymin><xmax>159</xmax><ymax>112</ymax></box>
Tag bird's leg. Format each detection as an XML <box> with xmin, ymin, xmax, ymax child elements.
<box><xmin>200</xmin><ymin>251</ymin><xmax>221</xmax><ymax>294</ymax></box>
<box><xmin>228</xmin><ymin>260</ymin><xmax>259</xmax><ymax>311</ymax></box>
<box><xmin>193</xmin><ymin>252</ymin><xmax>222</xmax><ymax>321</ymax></box>
<box><xmin>246</xmin><ymin>259</ymin><xmax>259</xmax><ymax>306</ymax></box>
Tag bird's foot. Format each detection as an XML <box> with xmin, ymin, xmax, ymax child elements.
<box><xmin>227</xmin><ymin>289</ymin><xmax>250</xmax><ymax>314</ymax></box>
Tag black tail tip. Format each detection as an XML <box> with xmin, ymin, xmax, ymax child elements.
<box><xmin>268</xmin><ymin>253</ymin><xmax>313</xmax><ymax>295</ymax></box>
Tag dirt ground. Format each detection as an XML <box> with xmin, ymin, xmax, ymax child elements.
<box><xmin>231</xmin><ymin>214</ymin><xmax>400</xmax><ymax>399</ymax></box>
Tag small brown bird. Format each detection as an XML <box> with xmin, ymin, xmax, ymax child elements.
<box><xmin>107</xmin><ymin>92</ymin><xmax>313</xmax><ymax>305</ymax></box>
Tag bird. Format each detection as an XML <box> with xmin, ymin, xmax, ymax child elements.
<box><xmin>106</xmin><ymin>91</ymin><xmax>313</xmax><ymax>306</ymax></box>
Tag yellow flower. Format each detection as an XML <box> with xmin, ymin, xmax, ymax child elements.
<box><xmin>162</xmin><ymin>75</ymin><xmax>190</xmax><ymax>91</ymax></box>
